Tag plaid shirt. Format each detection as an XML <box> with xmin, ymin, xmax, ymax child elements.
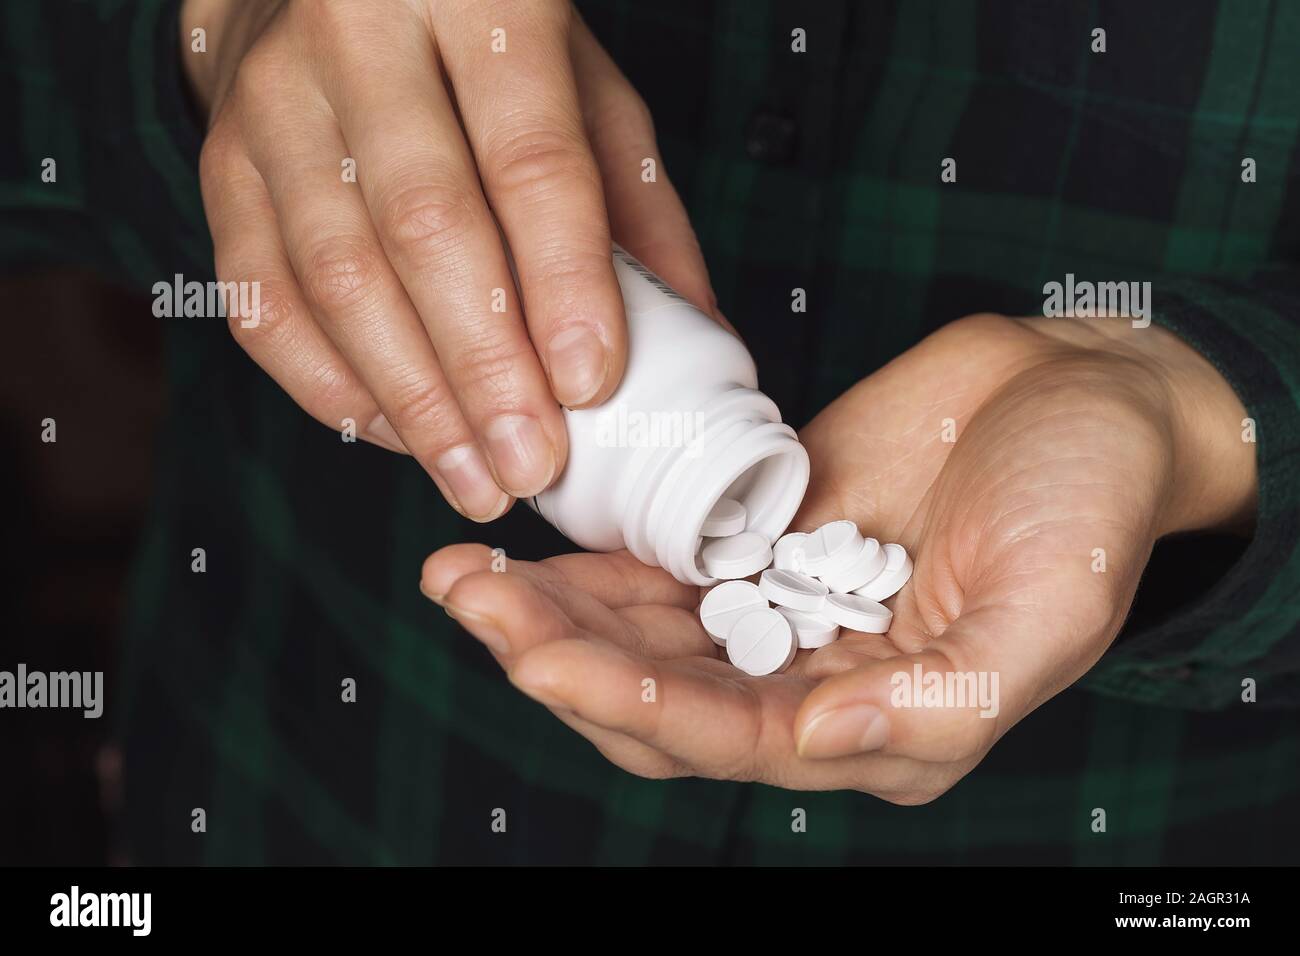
<box><xmin>3</xmin><ymin>0</ymin><xmax>1298</xmax><ymax>864</ymax></box>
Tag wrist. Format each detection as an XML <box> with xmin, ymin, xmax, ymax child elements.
<box><xmin>1032</xmin><ymin>317</ymin><xmax>1258</xmax><ymax>537</ymax></box>
<box><xmin>1138</xmin><ymin>325</ymin><xmax>1258</xmax><ymax>536</ymax></box>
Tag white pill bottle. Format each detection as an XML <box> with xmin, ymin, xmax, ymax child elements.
<box><xmin>530</xmin><ymin>246</ymin><xmax>809</xmax><ymax>585</ymax></box>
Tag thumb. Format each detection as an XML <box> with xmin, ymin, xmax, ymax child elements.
<box><xmin>793</xmin><ymin>601</ymin><xmax>1098</xmax><ymax>763</ymax></box>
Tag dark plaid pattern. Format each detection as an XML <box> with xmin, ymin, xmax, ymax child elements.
<box><xmin>2</xmin><ymin>0</ymin><xmax>1298</xmax><ymax>863</ymax></box>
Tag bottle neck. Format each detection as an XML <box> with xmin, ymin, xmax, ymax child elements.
<box><xmin>621</xmin><ymin>387</ymin><xmax>809</xmax><ymax>585</ymax></box>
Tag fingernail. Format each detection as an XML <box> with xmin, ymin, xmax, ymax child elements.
<box><xmin>445</xmin><ymin>604</ymin><xmax>510</xmax><ymax>655</ymax></box>
<box><xmin>366</xmin><ymin>414</ymin><xmax>407</xmax><ymax>453</ymax></box>
<box><xmin>546</xmin><ymin>326</ymin><xmax>608</xmax><ymax>407</ymax></box>
<box><xmin>485</xmin><ymin>414</ymin><xmax>555</xmax><ymax>497</ymax></box>
<box><xmin>797</xmin><ymin>704</ymin><xmax>889</xmax><ymax>759</ymax></box>
<box><xmin>418</xmin><ymin>580</ymin><xmax>445</xmax><ymax>606</ymax></box>
<box><xmin>436</xmin><ymin>444</ymin><xmax>509</xmax><ymax>520</ymax></box>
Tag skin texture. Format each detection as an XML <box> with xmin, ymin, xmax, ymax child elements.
<box><xmin>180</xmin><ymin>0</ymin><xmax>720</xmax><ymax>520</ymax></box>
<box><xmin>422</xmin><ymin>314</ymin><xmax>1257</xmax><ymax>802</ymax></box>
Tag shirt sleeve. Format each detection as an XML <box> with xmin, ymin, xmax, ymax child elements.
<box><xmin>0</xmin><ymin>0</ymin><xmax>211</xmax><ymax>288</ymax></box>
<box><xmin>1083</xmin><ymin>268</ymin><xmax>1300</xmax><ymax>710</ymax></box>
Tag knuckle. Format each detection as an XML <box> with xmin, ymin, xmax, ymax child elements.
<box><xmin>386</xmin><ymin>375</ymin><xmax>458</xmax><ymax>435</ymax></box>
<box><xmin>230</xmin><ymin>45</ymin><xmax>286</xmax><ymax>107</ymax></box>
<box><xmin>226</xmin><ymin>281</ymin><xmax>295</xmax><ymax>344</ymax></box>
<box><xmin>198</xmin><ymin>125</ymin><xmax>241</xmax><ymax>188</ymax></box>
<box><xmin>523</xmin><ymin>248</ymin><xmax>617</xmax><ymax>317</ymax></box>
<box><xmin>377</xmin><ymin>183</ymin><xmax>478</xmax><ymax>260</ymax></box>
<box><xmin>486</xmin><ymin>129</ymin><xmax>596</xmax><ymax>199</ymax></box>
<box><xmin>306</xmin><ymin>358</ymin><xmax>360</xmax><ymax>409</ymax></box>
<box><xmin>300</xmin><ymin>237</ymin><xmax>383</xmax><ymax>313</ymax></box>
<box><xmin>445</xmin><ymin>335</ymin><xmax>534</xmax><ymax>395</ymax></box>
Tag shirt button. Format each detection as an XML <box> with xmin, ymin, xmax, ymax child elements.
<box><xmin>744</xmin><ymin>110</ymin><xmax>798</xmax><ymax>164</ymax></box>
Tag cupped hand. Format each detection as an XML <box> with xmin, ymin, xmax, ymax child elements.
<box><xmin>182</xmin><ymin>0</ymin><xmax>717</xmax><ymax>519</ymax></box>
<box><xmin>422</xmin><ymin>314</ymin><xmax>1255</xmax><ymax>800</ymax></box>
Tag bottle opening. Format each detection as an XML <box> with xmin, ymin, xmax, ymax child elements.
<box><xmin>688</xmin><ymin>439</ymin><xmax>809</xmax><ymax>582</ymax></box>
<box><xmin>617</xmin><ymin>388</ymin><xmax>810</xmax><ymax>585</ymax></box>
<box><xmin>726</xmin><ymin>447</ymin><xmax>808</xmax><ymax>536</ymax></box>
<box><xmin>650</xmin><ymin>419</ymin><xmax>807</xmax><ymax>585</ymax></box>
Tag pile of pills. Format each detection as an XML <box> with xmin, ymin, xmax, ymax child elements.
<box><xmin>696</xmin><ymin>502</ymin><xmax>913</xmax><ymax>677</ymax></box>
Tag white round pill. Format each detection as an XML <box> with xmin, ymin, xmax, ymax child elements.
<box><xmin>801</xmin><ymin>520</ymin><xmax>865</xmax><ymax>577</ymax></box>
<box><xmin>819</xmin><ymin>536</ymin><xmax>887</xmax><ymax>593</ymax></box>
<box><xmin>771</xmin><ymin>531</ymin><xmax>809</xmax><ymax>572</ymax></box>
<box><xmin>758</xmin><ymin>568</ymin><xmax>828</xmax><ymax>612</ymax></box>
<box><xmin>701</xmin><ymin>531</ymin><xmax>773</xmax><ymax>580</ymax></box>
<box><xmin>698</xmin><ymin>580</ymin><xmax>767</xmax><ymax>647</ymax></box>
<box><xmin>853</xmin><ymin>543</ymin><xmax>914</xmax><ymax>602</ymax></box>
<box><xmin>700</xmin><ymin>497</ymin><xmax>747</xmax><ymax>537</ymax></box>
<box><xmin>726</xmin><ymin>608</ymin><xmax>797</xmax><ymax>676</ymax></box>
<box><xmin>776</xmin><ymin>606</ymin><xmax>840</xmax><ymax>649</ymax></box>
<box><xmin>824</xmin><ymin>593</ymin><xmax>893</xmax><ymax>633</ymax></box>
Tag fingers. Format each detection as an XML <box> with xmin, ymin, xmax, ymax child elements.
<box><xmin>425</xmin><ymin>547</ymin><xmax>802</xmax><ymax>780</ymax></box>
<box><xmin>434</xmin><ymin>0</ymin><xmax>628</xmax><ymax>409</ymax></box>
<box><xmin>422</xmin><ymin>544</ymin><xmax>700</xmax><ymax>611</ymax></box>
<box><xmin>492</xmin><ymin>614</ymin><xmax>965</xmax><ymax>795</ymax></box>
<box><xmin>450</xmin><ymin>570</ymin><xmax>712</xmax><ymax>662</ymax></box>
<box><xmin>422</xmin><ymin>545</ymin><xmax>975</xmax><ymax>796</ymax></box>
<box><xmin>323</xmin><ymin>17</ymin><xmax>568</xmax><ymax>500</ymax></box>
<box><xmin>424</xmin><ymin>546</ymin><xmax>689</xmax><ymax>778</ymax></box>
<box><xmin>568</xmin><ymin>18</ymin><xmax>718</xmax><ymax>319</ymax></box>
<box><xmin>511</xmin><ymin>637</ymin><xmax>802</xmax><ymax>782</ymax></box>
<box><xmin>241</xmin><ymin>98</ymin><xmax>510</xmax><ymax>521</ymax></box>
<box><xmin>512</xmin><ymin>635</ymin><xmax>975</xmax><ymax>796</ymax></box>
<box><xmin>794</xmin><ymin>600</ymin><xmax>1072</xmax><ymax>765</ymax></box>
<box><xmin>539</xmin><ymin>550</ymin><xmax>702</xmax><ymax>611</ymax></box>
<box><xmin>421</xmin><ymin>545</ymin><xmax>711</xmax><ymax>657</ymax></box>
<box><xmin>421</xmin><ymin>543</ymin><xmax>506</xmax><ymax>601</ymax></box>
<box><xmin>208</xmin><ymin>0</ymin><xmax>706</xmax><ymax>521</ymax></box>
<box><xmin>423</xmin><ymin>545</ymin><xmax>790</xmax><ymax>781</ymax></box>
<box><xmin>201</xmin><ymin>131</ymin><xmax>397</xmax><ymax>451</ymax></box>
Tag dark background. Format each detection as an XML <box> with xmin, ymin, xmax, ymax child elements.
<box><xmin>1</xmin><ymin>271</ymin><xmax>161</xmax><ymax>865</ymax></box>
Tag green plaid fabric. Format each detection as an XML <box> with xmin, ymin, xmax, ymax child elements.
<box><xmin>3</xmin><ymin>0</ymin><xmax>1299</xmax><ymax>863</ymax></box>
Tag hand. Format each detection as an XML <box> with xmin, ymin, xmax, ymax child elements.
<box><xmin>181</xmin><ymin>0</ymin><xmax>717</xmax><ymax>519</ymax></box>
<box><xmin>421</xmin><ymin>314</ymin><xmax>1256</xmax><ymax>800</ymax></box>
